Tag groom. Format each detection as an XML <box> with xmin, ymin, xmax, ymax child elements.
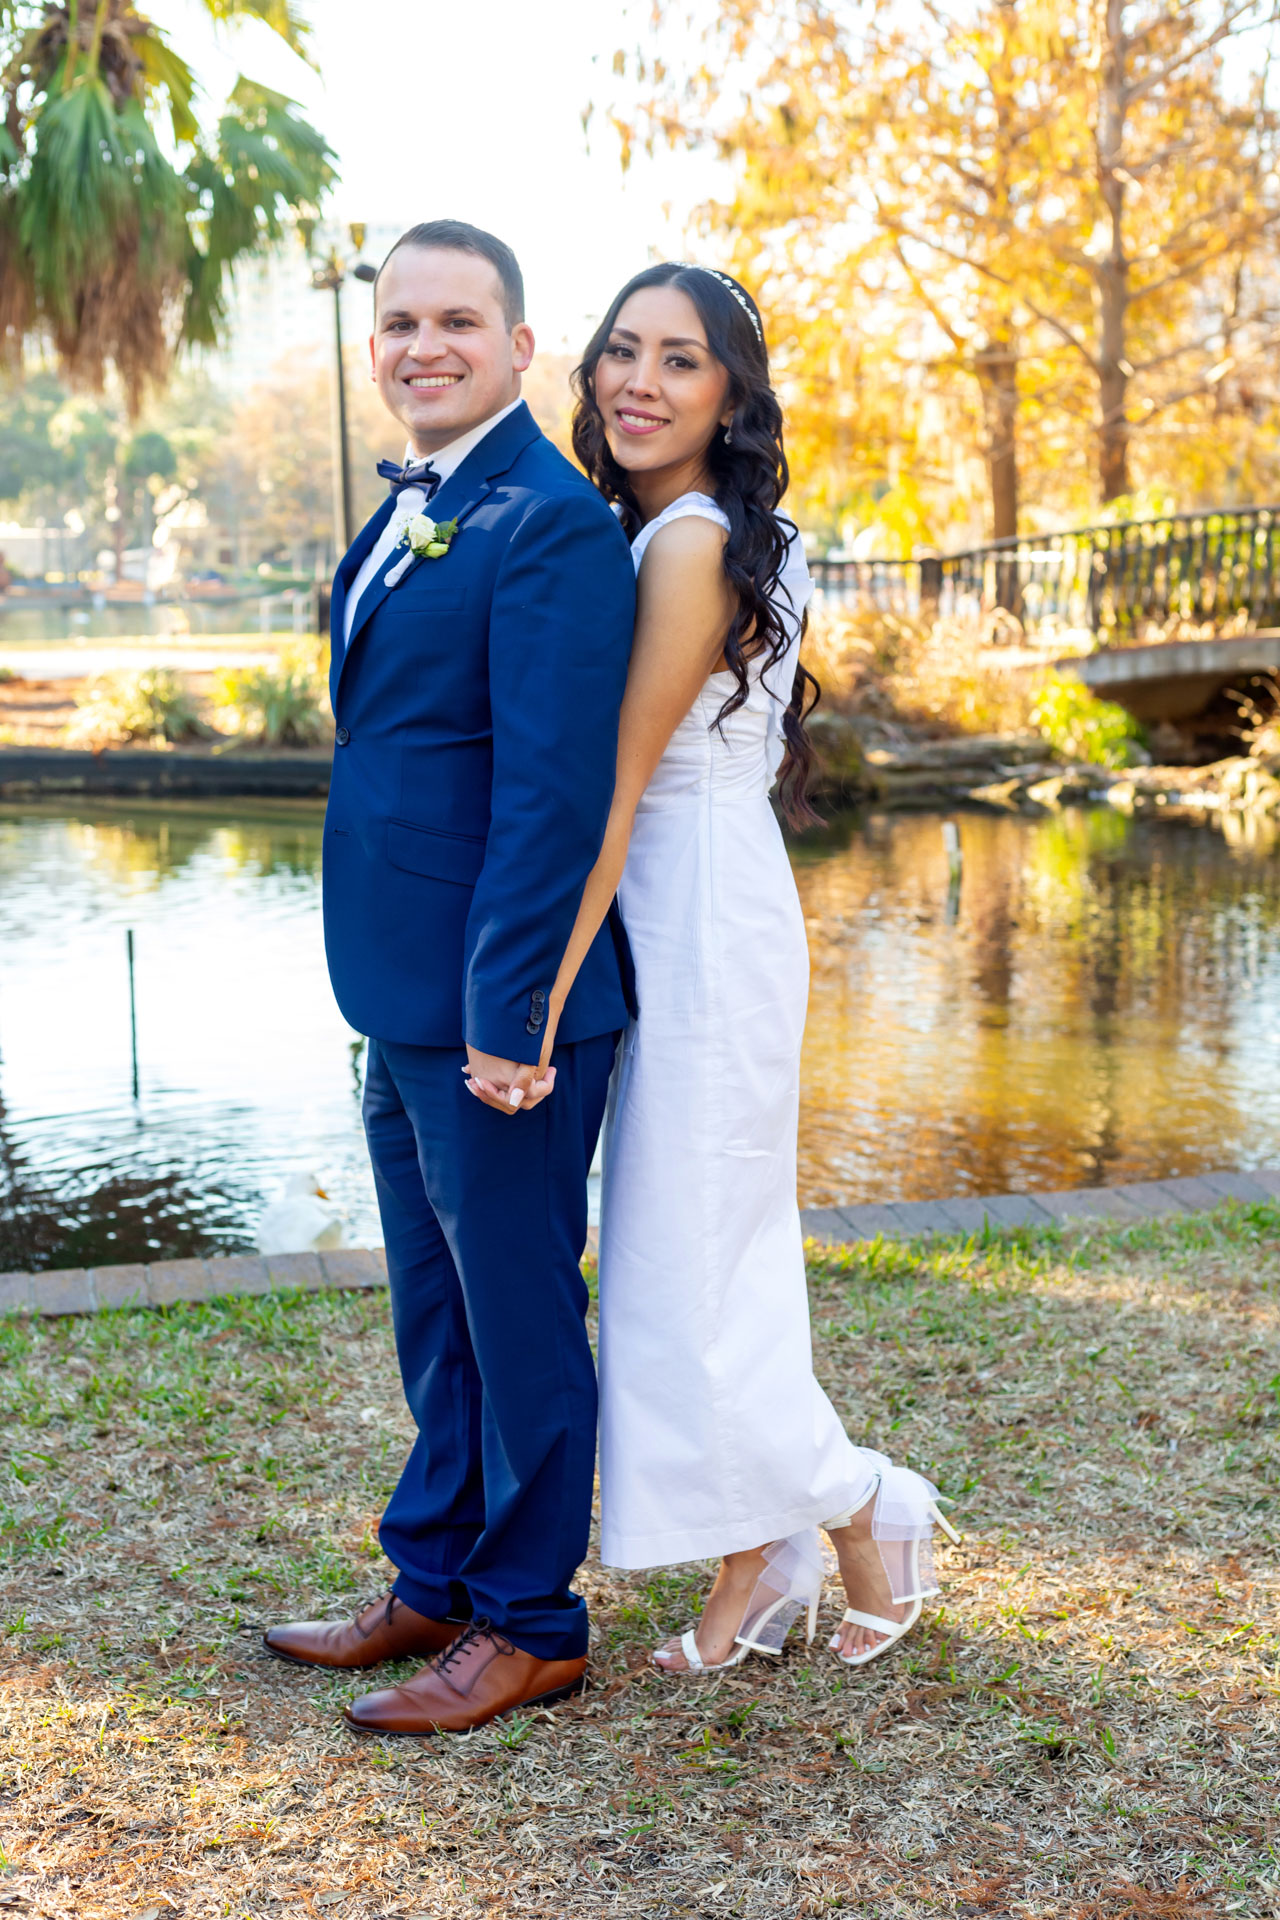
<box><xmin>264</xmin><ymin>221</ymin><xmax>636</xmax><ymax>1733</ymax></box>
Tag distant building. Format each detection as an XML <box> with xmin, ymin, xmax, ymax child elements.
<box><xmin>0</xmin><ymin>520</ymin><xmax>90</xmax><ymax>581</ymax></box>
<box><xmin>206</xmin><ymin>222</ymin><xmax>402</xmax><ymax>398</ymax></box>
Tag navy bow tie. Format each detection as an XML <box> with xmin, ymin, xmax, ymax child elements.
<box><xmin>377</xmin><ymin>457</ymin><xmax>441</xmax><ymax>501</ymax></box>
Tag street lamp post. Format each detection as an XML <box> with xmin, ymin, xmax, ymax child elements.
<box><xmin>300</xmin><ymin>219</ymin><xmax>378</xmax><ymax>563</ymax></box>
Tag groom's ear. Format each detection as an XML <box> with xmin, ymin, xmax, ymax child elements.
<box><xmin>512</xmin><ymin>321</ymin><xmax>535</xmax><ymax>376</ymax></box>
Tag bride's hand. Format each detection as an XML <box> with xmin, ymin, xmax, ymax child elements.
<box><xmin>463</xmin><ymin>1049</ymin><xmax>557</xmax><ymax>1114</ymax></box>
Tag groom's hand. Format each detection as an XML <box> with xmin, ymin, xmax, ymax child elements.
<box><xmin>464</xmin><ymin>1046</ymin><xmax>556</xmax><ymax>1115</ymax></box>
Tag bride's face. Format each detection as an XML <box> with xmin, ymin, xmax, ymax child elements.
<box><xmin>593</xmin><ymin>286</ymin><xmax>733</xmax><ymax>480</ymax></box>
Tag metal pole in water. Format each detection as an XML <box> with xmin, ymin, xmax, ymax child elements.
<box><xmin>126</xmin><ymin>928</ymin><xmax>139</xmax><ymax>1101</ymax></box>
<box><xmin>942</xmin><ymin>820</ymin><xmax>963</xmax><ymax>922</ymax></box>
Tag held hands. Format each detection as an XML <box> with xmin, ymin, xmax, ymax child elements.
<box><xmin>463</xmin><ymin>1045</ymin><xmax>556</xmax><ymax>1115</ymax></box>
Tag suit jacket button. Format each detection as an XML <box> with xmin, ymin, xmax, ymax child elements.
<box><xmin>335</xmin><ymin>726</ymin><xmax>350</xmax><ymax>746</ymax></box>
<box><xmin>526</xmin><ymin>1019</ymin><xmax>540</xmax><ymax>1035</ymax></box>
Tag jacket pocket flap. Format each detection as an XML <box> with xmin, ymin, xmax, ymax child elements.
<box><xmin>387</xmin><ymin>819</ymin><xmax>485</xmax><ymax>885</ymax></box>
<box><xmin>389</xmin><ymin>585</ymin><xmax>470</xmax><ymax>612</ymax></box>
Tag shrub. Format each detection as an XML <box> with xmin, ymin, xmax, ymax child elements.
<box><xmin>68</xmin><ymin>668</ymin><xmax>206</xmax><ymax>747</ymax></box>
<box><xmin>807</xmin><ymin>600</ymin><xmax>1040</xmax><ymax>735</ymax></box>
<box><xmin>213</xmin><ymin>651</ymin><xmax>329</xmax><ymax>747</ymax></box>
<box><xmin>1030</xmin><ymin>671</ymin><xmax>1146</xmax><ymax>768</ymax></box>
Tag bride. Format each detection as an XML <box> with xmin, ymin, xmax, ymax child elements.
<box><xmin>479</xmin><ymin>261</ymin><xmax>956</xmax><ymax>1671</ymax></box>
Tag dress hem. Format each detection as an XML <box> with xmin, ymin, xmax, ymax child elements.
<box><xmin>599</xmin><ymin>1481</ymin><xmax>885</xmax><ymax>1572</ymax></box>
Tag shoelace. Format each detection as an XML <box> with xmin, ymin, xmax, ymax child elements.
<box><xmin>428</xmin><ymin>1616</ymin><xmax>514</xmax><ymax>1677</ymax></box>
<box><xmin>352</xmin><ymin>1591</ymin><xmax>398</xmax><ymax>1639</ymax></box>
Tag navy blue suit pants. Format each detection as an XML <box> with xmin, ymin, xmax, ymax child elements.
<box><xmin>363</xmin><ymin>1033</ymin><xmax>616</xmax><ymax>1660</ymax></box>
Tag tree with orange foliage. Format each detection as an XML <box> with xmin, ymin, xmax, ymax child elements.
<box><xmin>613</xmin><ymin>0</ymin><xmax>1280</xmax><ymax>539</ymax></box>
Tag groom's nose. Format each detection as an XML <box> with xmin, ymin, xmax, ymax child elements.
<box><xmin>404</xmin><ymin>322</ymin><xmax>448</xmax><ymax>362</ymax></box>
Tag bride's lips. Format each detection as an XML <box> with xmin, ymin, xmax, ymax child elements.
<box><xmin>615</xmin><ymin>407</ymin><xmax>669</xmax><ymax>437</ymax></box>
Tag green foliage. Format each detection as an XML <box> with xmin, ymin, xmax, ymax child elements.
<box><xmin>0</xmin><ymin>3</ymin><xmax>336</xmax><ymax>408</ymax></box>
<box><xmin>1030</xmin><ymin>672</ymin><xmax>1147</xmax><ymax>769</ymax></box>
<box><xmin>182</xmin><ymin>79</ymin><xmax>337</xmax><ymax>353</ymax></box>
<box><xmin>122</xmin><ymin>430</ymin><xmax>176</xmax><ymax>487</ymax></box>
<box><xmin>69</xmin><ymin>667</ymin><xmax>207</xmax><ymax>746</ymax></box>
<box><xmin>0</xmin><ymin>368</ymin><xmax>236</xmax><ymax>569</ymax></box>
<box><xmin>213</xmin><ymin>651</ymin><xmax>328</xmax><ymax>746</ymax></box>
<box><xmin>0</xmin><ymin>370</ymin><xmax>74</xmax><ymax>502</ymax></box>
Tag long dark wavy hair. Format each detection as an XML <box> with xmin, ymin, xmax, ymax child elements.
<box><xmin>571</xmin><ymin>262</ymin><xmax>821</xmax><ymax>829</ymax></box>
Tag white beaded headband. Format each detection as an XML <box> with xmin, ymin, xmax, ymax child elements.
<box><xmin>672</xmin><ymin>263</ymin><xmax>764</xmax><ymax>342</ymax></box>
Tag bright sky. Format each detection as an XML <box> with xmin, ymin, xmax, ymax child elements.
<box><xmin>147</xmin><ymin>0</ymin><xmax>723</xmax><ymax>351</ymax></box>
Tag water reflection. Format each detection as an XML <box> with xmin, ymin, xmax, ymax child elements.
<box><xmin>796</xmin><ymin>806</ymin><xmax>1280</xmax><ymax>1204</ymax></box>
<box><xmin>0</xmin><ymin>801</ymin><xmax>374</xmax><ymax>1271</ymax></box>
<box><xmin>2</xmin><ymin>799</ymin><xmax>1279</xmax><ymax>1269</ymax></box>
<box><xmin>0</xmin><ymin>599</ymin><xmax>295</xmax><ymax>647</ymax></box>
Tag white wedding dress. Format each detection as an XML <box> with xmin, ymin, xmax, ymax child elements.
<box><xmin>597</xmin><ymin>492</ymin><xmax>943</xmax><ymax>1620</ymax></box>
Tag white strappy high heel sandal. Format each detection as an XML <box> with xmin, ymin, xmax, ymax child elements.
<box><xmin>660</xmin><ymin>1589</ymin><xmax>820</xmax><ymax>1675</ymax></box>
<box><xmin>832</xmin><ymin>1497</ymin><xmax>961</xmax><ymax>1669</ymax></box>
<box><xmin>653</xmin><ymin>1536</ymin><xmax>824</xmax><ymax>1675</ymax></box>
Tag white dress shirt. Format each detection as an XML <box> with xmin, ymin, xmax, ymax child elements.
<box><xmin>342</xmin><ymin>397</ymin><xmax>523</xmax><ymax>650</ymax></box>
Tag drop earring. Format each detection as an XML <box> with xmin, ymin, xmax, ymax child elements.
<box><xmin>724</xmin><ymin>420</ymin><xmax>735</xmax><ymax>446</ymax></box>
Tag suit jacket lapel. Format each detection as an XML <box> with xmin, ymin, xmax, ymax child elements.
<box><xmin>329</xmin><ymin>496</ymin><xmax>395</xmax><ymax>696</ymax></box>
<box><xmin>335</xmin><ymin>403</ymin><xmax>543</xmax><ymax>693</ymax></box>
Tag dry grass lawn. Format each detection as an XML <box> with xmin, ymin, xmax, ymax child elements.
<box><xmin>2</xmin><ymin>1205</ymin><xmax>1279</xmax><ymax>1919</ymax></box>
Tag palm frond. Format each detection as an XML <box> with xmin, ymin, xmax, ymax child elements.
<box><xmin>197</xmin><ymin>0</ymin><xmax>315</xmax><ymax>66</ymax></box>
<box><xmin>133</xmin><ymin>22</ymin><xmax>200</xmax><ymax>148</ymax></box>
<box><xmin>1</xmin><ymin>1</ymin><xmax>333</xmax><ymax>404</ymax></box>
<box><xmin>182</xmin><ymin>76</ymin><xmax>335</xmax><ymax>348</ymax></box>
<box><xmin>17</xmin><ymin>78</ymin><xmax>186</xmax><ymax>401</ymax></box>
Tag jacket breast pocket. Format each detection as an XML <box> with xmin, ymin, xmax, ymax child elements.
<box><xmin>387</xmin><ymin>819</ymin><xmax>486</xmax><ymax>886</ymax></box>
<box><xmin>388</xmin><ymin>584</ymin><xmax>470</xmax><ymax>614</ymax></box>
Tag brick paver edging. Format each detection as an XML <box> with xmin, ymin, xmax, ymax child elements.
<box><xmin>800</xmin><ymin>1166</ymin><xmax>1280</xmax><ymax>1243</ymax></box>
<box><xmin>0</xmin><ymin>1248</ymin><xmax>387</xmax><ymax>1319</ymax></box>
<box><xmin>4</xmin><ymin>1168</ymin><xmax>1279</xmax><ymax>1318</ymax></box>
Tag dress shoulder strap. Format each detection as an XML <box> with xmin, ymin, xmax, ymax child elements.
<box><xmin>630</xmin><ymin>491</ymin><xmax>731</xmax><ymax>568</ymax></box>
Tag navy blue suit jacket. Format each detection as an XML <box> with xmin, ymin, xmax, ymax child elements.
<box><xmin>322</xmin><ymin>402</ymin><xmax>636</xmax><ymax>1059</ymax></box>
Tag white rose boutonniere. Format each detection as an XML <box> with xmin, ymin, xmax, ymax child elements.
<box><xmin>402</xmin><ymin>512</ymin><xmax>459</xmax><ymax>561</ymax></box>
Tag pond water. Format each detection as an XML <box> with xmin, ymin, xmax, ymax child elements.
<box><xmin>2</xmin><ymin>799</ymin><xmax>1279</xmax><ymax>1270</ymax></box>
<box><xmin>0</xmin><ymin>598</ymin><xmax>303</xmax><ymax>647</ymax></box>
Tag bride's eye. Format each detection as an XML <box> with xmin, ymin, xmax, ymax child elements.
<box><xmin>667</xmin><ymin>354</ymin><xmax>697</xmax><ymax>370</ymax></box>
<box><xmin>603</xmin><ymin>342</ymin><xmax>633</xmax><ymax>359</ymax></box>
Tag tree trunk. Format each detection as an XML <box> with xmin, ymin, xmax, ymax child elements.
<box><xmin>977</xmin><ymin>326</ymin><xmax>1019</xmax><ymax>610</ymax></box>
<box><xmin>977</xmin><ymin>330</ymin><xmax>1019</xmax><ymax>541</ymax></box>
<box><xmin>1094</xmin><ymin>0</ymin><xmax>1131</xmax><ymax>503</ymax></box>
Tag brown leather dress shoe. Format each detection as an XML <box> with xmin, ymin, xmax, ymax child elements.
<box><xmin>263</xmin><ymin>1591</ymin><xmax>461</xmax><ymax>1671</ymax></box>
<box><xmin>343</xmin><ymin>1619</ymin><xmax>588</xmax><ymax>1735</ymax></box>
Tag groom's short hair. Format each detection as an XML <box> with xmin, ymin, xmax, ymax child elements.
<box><xmin>376</xmin><ymin>220</ymin><xmax>525</xmax><ymax>330</ymax></box>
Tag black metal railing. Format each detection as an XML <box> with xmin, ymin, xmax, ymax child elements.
<box><xmin>813</xmin><ymin>505</ymin><xmax>1280</xmax><ymax>645</ymax></box>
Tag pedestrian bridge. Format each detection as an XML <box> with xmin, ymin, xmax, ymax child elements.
<box><xmin>1059</xmin><ymin>631</ymin><xmax>1280</xmax><ymax>722</ymax></box>
<box><xmin>810</xmin><ymin>502</ymin><xmax>1280</xmax><ymax>725</ymax></box>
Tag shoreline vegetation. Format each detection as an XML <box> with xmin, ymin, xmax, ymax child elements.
<box><xmin>2</xmin><ymin>1202</ymin><xmax>1277</xmax><ymax>1917</ymax></box>
<box><xmin>2</xmin><ymin>604</ymin><xmax>1278</xmax><ymax>830</ymax></box>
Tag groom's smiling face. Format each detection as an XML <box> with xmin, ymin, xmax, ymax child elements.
<box><xmin>371</xmin><ymin>246</ymin><xmax>535</xmax><ymax>455</ymax></box>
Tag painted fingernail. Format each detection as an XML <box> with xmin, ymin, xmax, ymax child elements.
<box><xmin>508</xmin><ymin>1088</ymin><xmax>524</xmax><ymax>1107</ymax></box>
